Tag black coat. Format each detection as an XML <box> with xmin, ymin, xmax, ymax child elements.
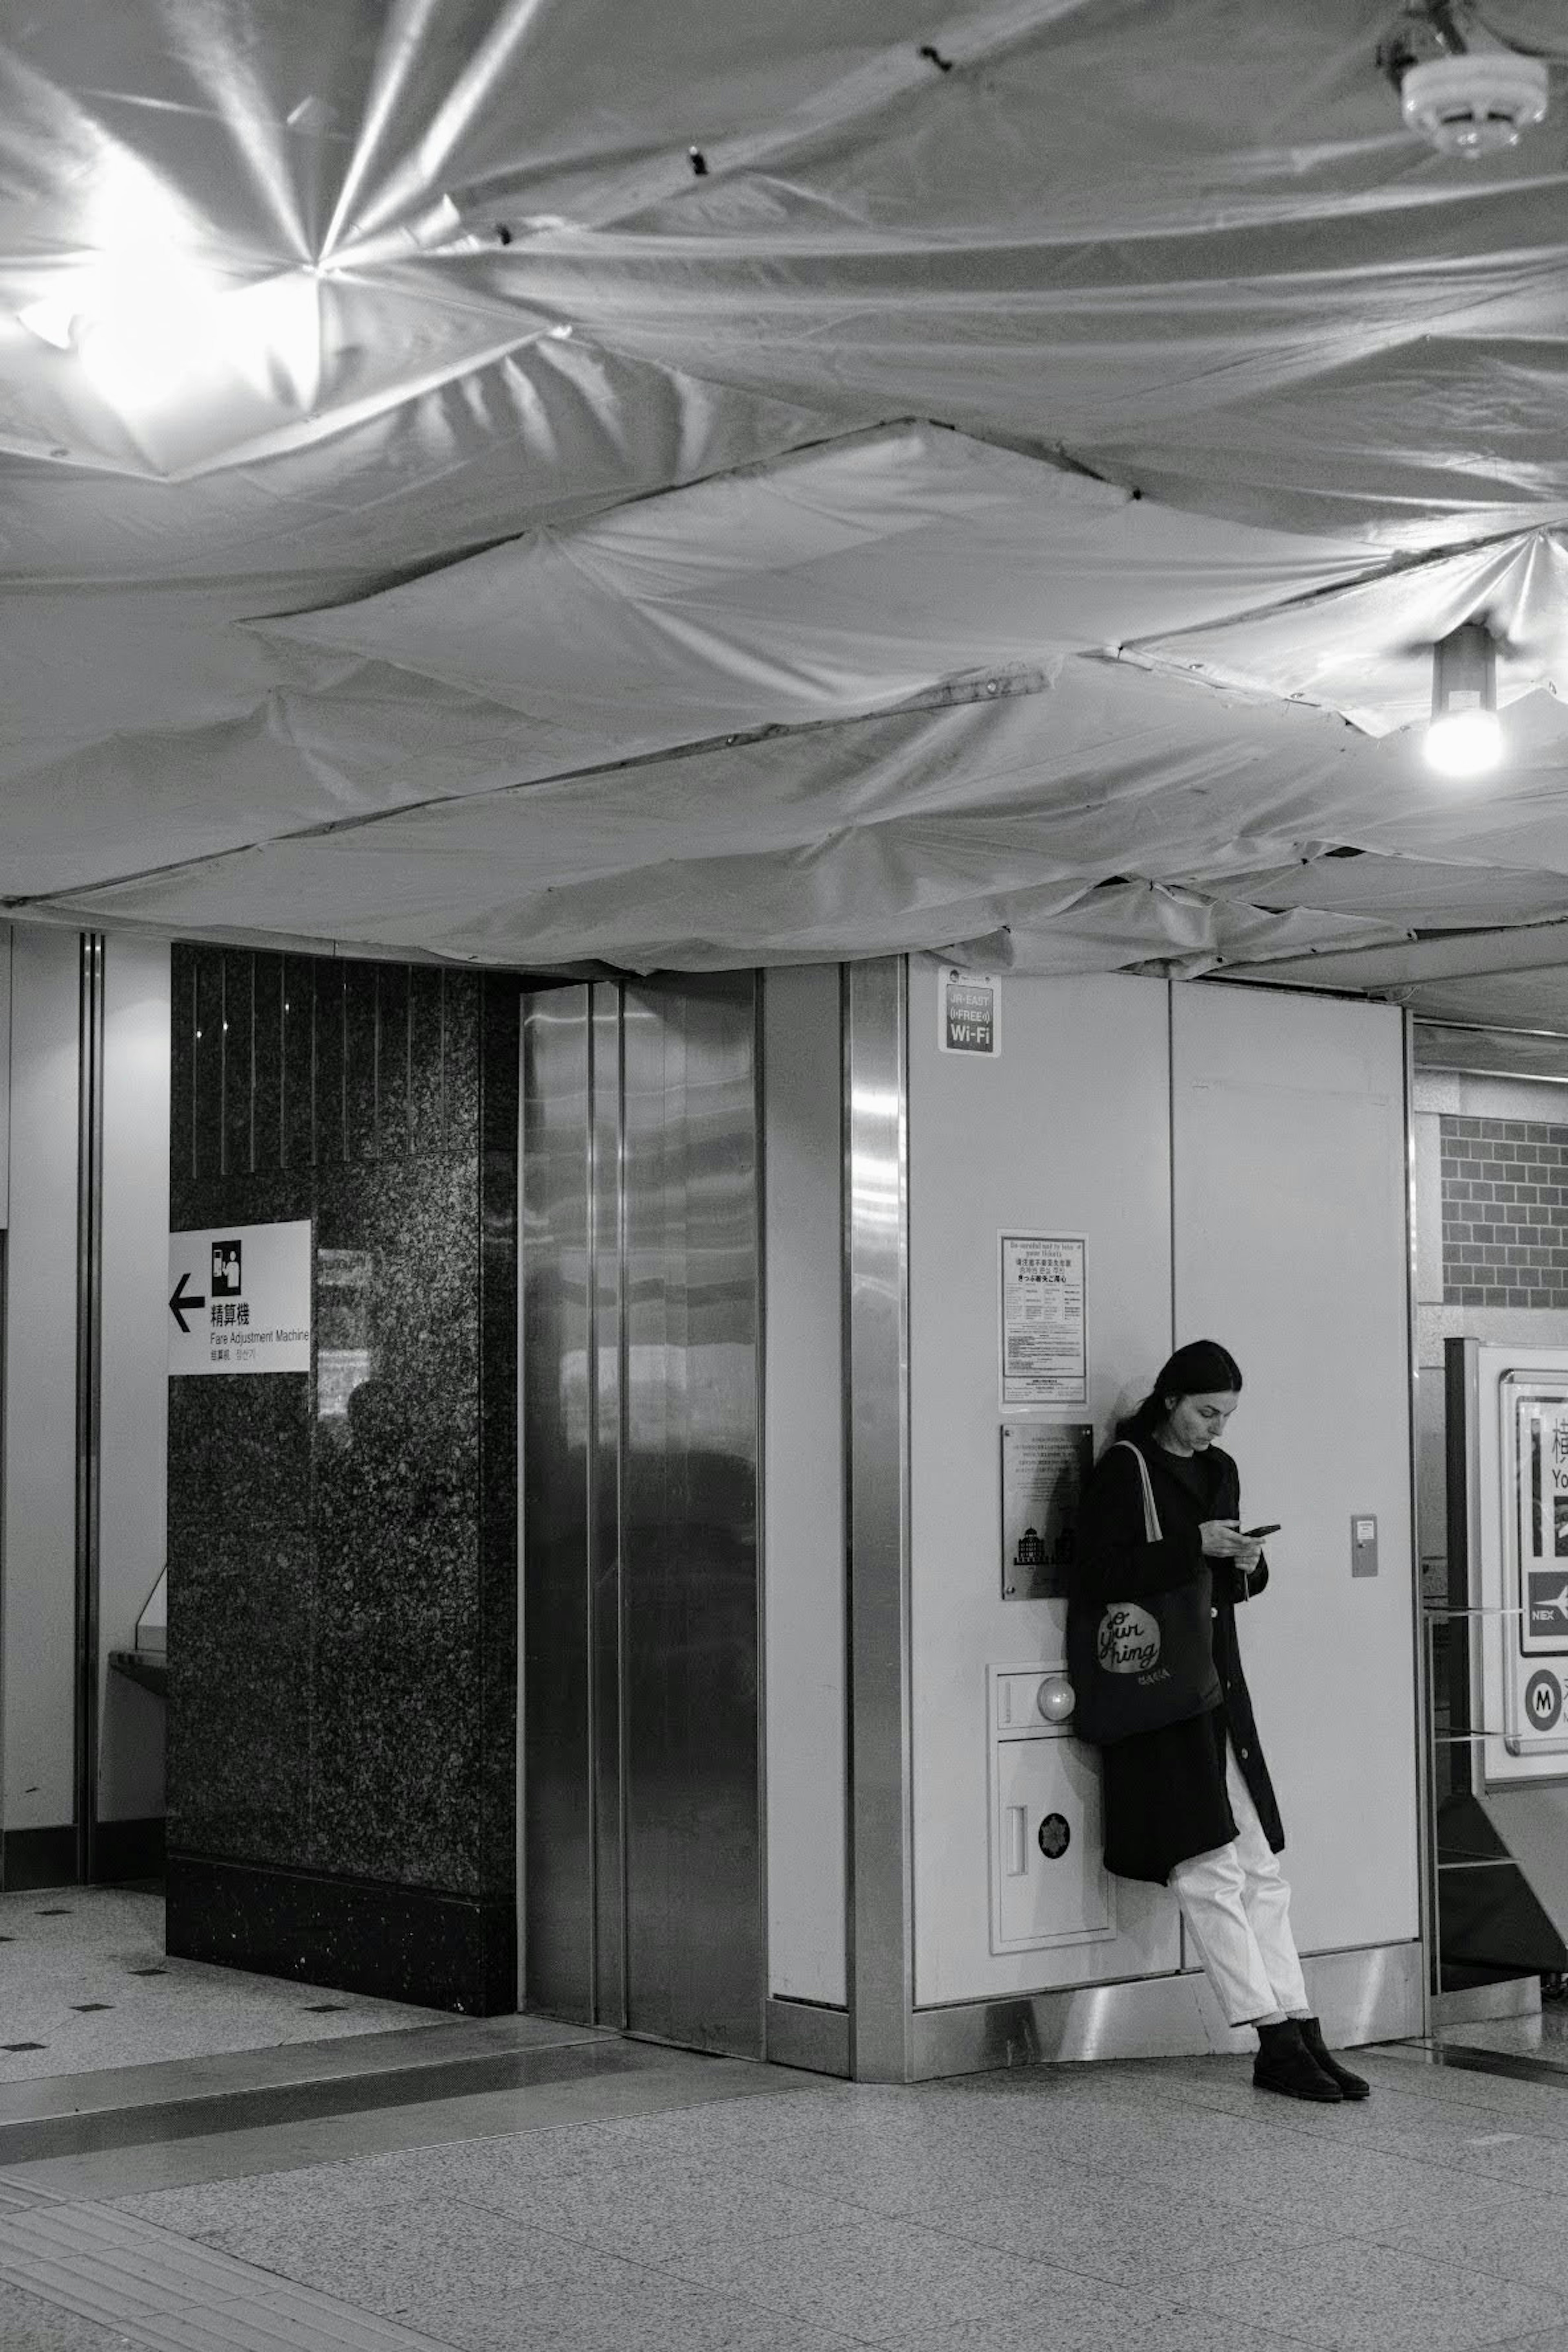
<box><xmin>1073</xmin><ymin>1436</ymin><xmax>1283</xmax><ymax>1884</ymax></box>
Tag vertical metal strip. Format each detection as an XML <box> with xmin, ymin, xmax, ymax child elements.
<box><xmin>843</xmin><ymin>956</ymin><xmax>913</xmax><ymax>2081</ymax></box>
<box><xmin>753</xmin><ymin>978</ymin><xmax>770</xmax><ymax>2055</ymax></box>
<box><xmin>74</xmin><ymin>932</ymin><xmax>105</xmax><ymax>1886</ymax></box>
<box><xmin>590</xmin><ymin>981</ymin><xmax>626</xmax><ymax>2026</ymax></box>
<box><xmin>1404</xmin><ymin>1011</ymin><xmax>1435</xmax><ymax>2029</ymax></box>
<box><xmin>1168</xmin><ymin>981</ymin><xmax>1188</xmax><ymax>1977</ymax></box>
<box><xmin>1167</xmin><ymin>981</ymin><xmax>1178</xmax><ymax>1355</ymax></box>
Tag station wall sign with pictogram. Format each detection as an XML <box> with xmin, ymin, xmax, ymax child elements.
<box><xmin>167</xmin><ymin>1221</ymin><xmax>312</xmax><ymax>1376</ymax></box>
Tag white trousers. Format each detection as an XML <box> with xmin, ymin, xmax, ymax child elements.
<box><xmin>1168</xmin><ymin>1740</ymin><xmax>1310</xmax><ymax>2028</ymax></box>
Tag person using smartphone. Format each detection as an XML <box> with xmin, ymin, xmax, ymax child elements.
<box><xmin>1072</xmin><ymin>1338</ymin><xmax>1370</xmax><ymax>2105</ymax></box>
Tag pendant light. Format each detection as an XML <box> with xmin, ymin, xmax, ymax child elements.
<box><xmin>1425</xmin><ymin>621</ymin><xmax>1502</xmax><ymax>777</ymax></box>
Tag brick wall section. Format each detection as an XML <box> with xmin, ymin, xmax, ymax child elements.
<box><xmin>1441</xmin><ymin>1114</ymin><xmax>1568</xmax><ymax>1307</ymax></box>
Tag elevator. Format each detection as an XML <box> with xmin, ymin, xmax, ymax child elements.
<box><xmin>521</xmin><ymin>974</ymin><xmax>764</xmax><ymax>2058</ymax></box>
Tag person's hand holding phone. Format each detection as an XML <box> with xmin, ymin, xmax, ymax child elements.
<box><xmin>1201</xmin><ymin>1518</ymin><xmax>1274</xmax><ymax>1575</ymax></box>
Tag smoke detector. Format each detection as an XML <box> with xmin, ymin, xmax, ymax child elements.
<box><xmin>1400</xmin><ymin>49</ymin><xmax>1548</xmax><ymax>152</ymax></box>
<box><xmin>1379</xmin><ymin>4</ymin><xmax>1552</xmax><ymax>156</ymax></box>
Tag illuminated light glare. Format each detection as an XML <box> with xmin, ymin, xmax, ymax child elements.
<box><xmin>1424</xmin><ymin>707</ymin><xmax>1503</xmax><ymax>779</ymax></box>
<box><xmin>17</xmin><ymin>298</ymin><xmax>76</xmax><ymax>350</ymax></box>
<box><xmin>74</xmin><ymin>254</ymin><xmax>229</xmax><ymax>408</ymax></box>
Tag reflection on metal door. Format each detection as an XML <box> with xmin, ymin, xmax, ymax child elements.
<box><xmin>522</xmin><ymin>976</ymin><xmax>762</xmax><ymax>2058</ymax></box>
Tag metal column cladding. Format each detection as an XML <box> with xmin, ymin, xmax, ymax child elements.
<box><xmin>74</xmin><ymin>931</ymin><xmax>106</xmax><ymax>1886</ymax></box>
<box><xmin>843</xmin><ymin>958</ymin><xmax>915</xmax><ymax>2082</ymax></box>
<box><xmin>522</xmin><ymin>987</ymin><xmax>595</xmax><ymax>2018</ymax></box>
<box><xmin>522</xmin><ymin>976</ymin><xmax>763</xmax><ymax>2059</ymax></box>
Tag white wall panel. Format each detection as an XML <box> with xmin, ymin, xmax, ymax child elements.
<box><xmin>1171</xmin><ymin>985</ymin><xmax>1418</xmax><ymax>1955</ymax></box>
<box><xmin>762</xmin><ymin>966</ymin><xmax>847</xmax><ymax>2004</ymax></box>
<box><xmin>98</xmin><ymin>936</ymin><xmax>170</xmax><ymax>1824</ymax></box>
<box><xmin>0</xmin><ymin>928</ymin><xmax>11</xmax><ymax>1229</ymax></box>
<box><xmin>909</xmin><ymin>964</ymin><xmax>1180</xmax><ymax>2006</ymax></box>
<box><xmin>3</xmin><ymin>928</ymin><xmax>80</xmax><ymax>1835</ymax></box>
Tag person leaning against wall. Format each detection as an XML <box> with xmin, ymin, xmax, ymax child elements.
<box><xmin>1067</xmin><ymin>1340</ymin><xmax>1370</xmax><ymax>2104</ymax></box>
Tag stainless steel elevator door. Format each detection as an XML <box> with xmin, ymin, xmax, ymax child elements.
<box><xmin>522</xmin><ymin>975</ymin><xmax>763</xmax><ymax>2060</ymax></box>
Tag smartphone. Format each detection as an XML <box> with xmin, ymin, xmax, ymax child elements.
<box><xmin>1241</xmin><ymin>1523</ymin><xmax>1280</xmax><ymax>1539</ymax></box>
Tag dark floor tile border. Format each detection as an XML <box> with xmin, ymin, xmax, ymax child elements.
<box><xmin>1</xmin><ymin>1822</ymin><xmax>165</xmax><ymax>1893</ymax></box>
<box><xmin>1425</xmin><ymin>2042</ymin><xmax>1568</xmax><ymax>2090</ymax></box>
<box><xmin>1</xmin><ymin>1829</ymin><xmax>76</xmax><ymax>1893</ymax></box>
<box><xmin>166</xmin><ymin>1853</ymin><xmax>515</xmax><ymax>2014</ymax></box>
<box><xmin>0</xmin><ymin>2017</ymin><xmax>606</xmax><ymax>2128</ymax></box>
<box><xmin>0</xmin><ymin>2033</ymin><xmax>675</xmax><ymax>2167</ymax></box>
<box><xmin>94</xmin><ymin>1819</ymin><xmax>166</xmax><ymax>1884</ymax></box>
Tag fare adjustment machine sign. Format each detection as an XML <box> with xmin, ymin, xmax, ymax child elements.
<box><xmin>1504</xmin><ymin>1378</ymin><xmax>1568</xmax><ymax>1753</ymax></box>
<box><xmin>168</xmin><ymin>1222</ymin><xmax>312</xmax><ymax>1376</ymax></box>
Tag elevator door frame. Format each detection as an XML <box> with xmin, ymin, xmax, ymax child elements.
<box><xmin>520</xmin><ymin>974</ymin><xmax>765</xmax><ymax>2060</ymax></box>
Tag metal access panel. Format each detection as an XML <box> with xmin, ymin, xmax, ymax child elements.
<box><xmin>521</xmin><ymin>977</ymin><xmax>764</xmax><ymax>2060</ymax></box>
<box><xmin>988</xmin><ymin>1669</ymin><xmax>1116</xmax><ymax>1956</ymax></box>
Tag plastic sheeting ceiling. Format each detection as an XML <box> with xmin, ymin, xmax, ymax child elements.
<box><xmin>7</xmin><ymin>0</ymin><xmax>1568</xmax><ymax>992</ymax></box>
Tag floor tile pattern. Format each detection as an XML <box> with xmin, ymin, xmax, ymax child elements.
<box><xmin>6</xmin><ymin>1947</ymin><xmax>1568</xmax><ymax>2352</ymax></box>
<box><xmin>71</xmin><ymin>2040</ymin><xmax>1568</xmax><ymax>2352</ymax></box>
<box><xmin>0</xmin><ymin>1890</ymin><xmax>453</xmax><ymax>2082</ymax></box>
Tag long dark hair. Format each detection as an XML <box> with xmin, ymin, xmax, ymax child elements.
<box><xmin>1116</xmin><ymin>1339</ymin><xmax>1243</xmax><ymax>1442</ymax></box>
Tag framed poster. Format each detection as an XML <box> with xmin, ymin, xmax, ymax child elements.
<box><xmin>1000</xmin><ymin>1421</ymin><xmax>1094</xmax><ymax>1599</ymax></box>
<box><xmin>1000</xmin><ymin>1232</ymin><xmax>1087</xmax><ymax>1405</ymax></box>
<box><xmin>1500</xmin><ymin>1376</ymin><xmax>1568</xmax><ymax>1754</ymax></box>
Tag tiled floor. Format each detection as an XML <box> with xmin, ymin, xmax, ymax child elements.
<box><xmin>4</xmin><ymin>2034</ymin><xmax>1568</xmax><ymax>2349</ymax></box>
<box><xmin>0</xmin><ymin>1889</ymin><xmax>455</xmax><ymax>2080</ymax></box>
<box><xmin>5</xmin><ymin>1900</ymin><xmax>1568</xmax><ymax>2350</ymax></box>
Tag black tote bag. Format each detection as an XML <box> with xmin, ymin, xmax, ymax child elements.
<box><xmin>1067</xmin><ymin>1442</ymin><xmax>1223</xmax><ymax>1746</ymax></box>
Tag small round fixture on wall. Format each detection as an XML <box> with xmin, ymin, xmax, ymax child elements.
<box><xmin>1037</xmin><ymin>1675</ymin><xmax>1075</xmax><ymax>1724</ymax></box>
<box><xmin>1425</xmin><ymin>620</ymin><xmax>1503</xmax><ymax>778</ymax></box>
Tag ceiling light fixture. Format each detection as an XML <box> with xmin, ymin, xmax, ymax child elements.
<box><xmin>1425</xmin><ymin>621</ymin><xmax>1503</xmax><ymax>777</ymax></box>
<box><xmin>1378</xmin><ymin>3</ymin><xmax>1550</xmax><ymax>156</ymax></box>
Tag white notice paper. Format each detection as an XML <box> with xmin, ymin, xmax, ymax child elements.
<box><xmin>168</xmin><ymin>1221</ymin><xmax>312</xmax><ymax>1376</ymax></box>
<box><xmin>1000</xmin><ymin>1233</ymin><xmax>1087</xmax><ymax>1405</ymax></box>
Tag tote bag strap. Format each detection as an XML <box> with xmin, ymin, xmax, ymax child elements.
<box><xmin>1112</xmin><ymin>1439</ymin><xmax>1162</xmax><ymax>1544</ymax></box>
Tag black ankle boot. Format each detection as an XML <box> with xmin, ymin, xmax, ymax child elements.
<box><xmin>1253</xmin><ymin>2018</ymin><xmax>1342</xmax><ymax>2102</ymax></box>
<box><xmin>1298</xmin><ymin>2016</ymin><xmax>1370</xmax><ymax>2100</ymax></box>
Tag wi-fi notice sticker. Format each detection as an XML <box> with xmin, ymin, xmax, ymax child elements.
<box><xmin>937</xmin><ymin>966</ymin><xmax>1000</xmax><ymax>1057</ymax></box>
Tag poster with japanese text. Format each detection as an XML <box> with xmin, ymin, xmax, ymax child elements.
<box><xmin>1000</xmin><ymin>1233</ymin><xmax>1087</xmax><ymax>1405</ymax></box>
<box><xmin>1518</xmin><ymin>1391</ymin><xmax>1568</xmax><ymax>1655</ymax></box>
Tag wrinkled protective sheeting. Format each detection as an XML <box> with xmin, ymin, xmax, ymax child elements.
<box><xmin>13</xmin><ymin>607</ymin><xmax>1568</xmax><ymax>972</ymax></box>
<box><xmin>254</xmin><ymin>424</ymin><xmax>1378</xmax><ymax>731</ymax></box>
<box><xmin>0</xmin><ymin>337</ymin><xmax>845</xmax><ymax>579</ymax></box>
<box><xmin>1132</xmin><ymin>532</ymin><xmax>1568</xmax><ymax>735</ymax></box>
<box><xmin>33</xmin><ymin>675</ymin><xmax>1416</xmax><ymax>969</ymax></box>
<box><xmin>4</xmin><ymin>2</ymin><xmax>1568</xmax><ymax>981</ymax></box>
<box><xmin>7</xmin><ymin>1</ymin><xmax>1568</xmax><ymax>535</ymax></box>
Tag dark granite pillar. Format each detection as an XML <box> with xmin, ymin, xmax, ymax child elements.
<box><xmin>165</xmin><ymin>947</ymin><xmax>519</xmax><ymax>2013</ymax></box>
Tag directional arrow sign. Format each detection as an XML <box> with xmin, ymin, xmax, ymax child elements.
<box><xmin>168</xmin><ymin>1221</ymin><xmax>312</xmax><ymax>1377</ymax></box>
<box><xmin>168</xmin><ymin>1271</ymin><xmax>205</xmax><ymax>1334</ymax></box>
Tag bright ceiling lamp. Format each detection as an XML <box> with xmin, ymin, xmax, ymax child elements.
<box><xmin>1425</xmin><ymin>621</ymin><xmax>1503</xmax><ymax>777</ymax></box>
<box><xmin>13</xmin><ymin>147</ymin><xmax>244</xmax><ymax>410</ymax></box>
<box><xmin>74</xmin><ymin>252</ymin><xmax>230</xmax><ymax>408</ymax></box>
